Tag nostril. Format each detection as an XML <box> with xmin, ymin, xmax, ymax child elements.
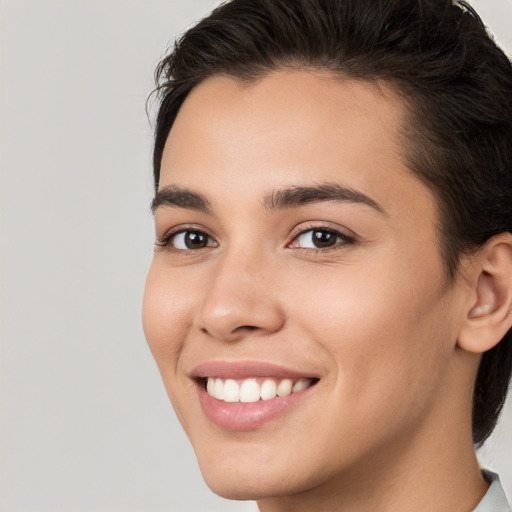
<box><xmin>233</xmin><ymin>325</ymin><xmax>262</xmax><ymax>336</ymax></box>
<box><xmin>200</xmin><ymin>325</ymin><xmax>258</xmax><ymax>336</ymax></box>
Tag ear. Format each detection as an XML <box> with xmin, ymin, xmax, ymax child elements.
<box><xmin>457</xmin><ymin>233</ymin><xmax>512</xmax><ymax>354</ymax></box>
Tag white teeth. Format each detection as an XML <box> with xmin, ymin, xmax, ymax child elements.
<box><xmin>240</xmin><ymin>379</ymin><xmax>260</xmax><ymax>403</ymax></box>
<box><xmin>276</xmin><ymin>378</ymin><xmax>293</xmax><ymax>397</ymax></box>
<box><xmin>260</xmin><ymin>379</ymin><xmax>277</xmax><ymax>400</ymax></box>
<box><xmin>292</xmin><ymin>378</ymin><xmax>310</xmax><ymax>393</ymax></box>
<box><xmin>223</xmin><ymin>379</ymin><xmax>239</xmax><ymax>402</ymax></box>
<box><xmin>214</xmin><ymin>378</ymin><xmax>224</xmax><ymax>400</ymax></box>
<box><xmin>207</xmin><ymin>377</ymin><xmax>215</xmax><ymax>396</ymax></box>
<box><xmin>205</xmin><ymin>377</ymin><xmax>314</xmax><ymax>402</ymax></box>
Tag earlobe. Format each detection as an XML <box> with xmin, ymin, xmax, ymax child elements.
<box><xmin>457</xmin><ymin>234</ymin><xmax>512</xmax><ymax>354</ymax></box>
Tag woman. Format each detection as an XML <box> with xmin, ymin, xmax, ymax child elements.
<box><xmin>143</xmin><ymin>0</ymin><xmax>512</xmax><ymax>510</ymax></box>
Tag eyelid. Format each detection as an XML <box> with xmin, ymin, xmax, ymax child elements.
<box><xmin>287</xmin><ymin>222</ymin><xmax>356</xmax><ymax>250</ymax></box>
<box><xmin>155</xmin><ymin>224</ymin><xmax>218</xmax><ymax>251</ymax></box>
<box><xmin>154</xmin><ymin>221</ymin><xmax>356</xmax><ymax>253</ymax></box>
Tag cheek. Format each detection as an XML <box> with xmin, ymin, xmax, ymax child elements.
<box><xmin>142</xmin><ymin>261</ymin><xmax>192</xmax><ymax>371</ymax></box>
<box><xmin>289</xmin><ymin>254</ymin><xmax>454</xmax><ymax>409</ymax></box>
<box><xmin>143</xmin><ymin>261</ymin><xmax>201</xmax><ymax>429</ymax></box>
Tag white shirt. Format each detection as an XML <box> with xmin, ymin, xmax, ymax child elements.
<box><xmin>474</xmin><ymin>471</ymin><xmax>511</xmax><ymax>512</ymax></box>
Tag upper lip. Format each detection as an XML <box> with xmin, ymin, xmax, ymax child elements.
<box><xmin>190</xmin><ymin>360</ymin><xmax>320</xmax><ymax>380</ymax></box>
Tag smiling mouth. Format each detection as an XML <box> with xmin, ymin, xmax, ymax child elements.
<box><xmin>202</xmin><ymin>377</ymin><xmax>319</xmax><ymax>403</ymax></box>
<box><xmin>193</xmin><ymin>363</ymin><xmax>321</xmax><ymax>430</ymax></box>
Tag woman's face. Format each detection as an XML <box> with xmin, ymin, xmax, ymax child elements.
<box><xmin>143</xmin><ymin>71</ymin><xmax>467</xmax><ymax>501</ymax></box>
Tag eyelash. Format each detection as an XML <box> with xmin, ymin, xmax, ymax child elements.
<box><xmin>155</xmin><ymin>223</ymin><xmax>355</xmax><ymax>254</ymax></box>
<box><xmin>155</xmin><ymin>225</ymin><xmax>214</xmax><ymax>254</ymax></box>
<box><xmin>289</xmin><ymin>223</ymin><xmax>356</xmax><ymax>252</ymax></box>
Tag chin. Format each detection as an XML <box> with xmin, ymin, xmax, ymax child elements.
<box><xmin>193</xmin><ymin>438</ymin><xmax>330</xmax><ymax>502</ymax></box>
<box><xmin>204</xmin><ymin>474</ymin><xmax>270</xmax><ymax>501</ymax></box>
<box><xmin>200</xmin><ymin>465</ymin><xmax>301</xmax><ymax>502</ymax></box>
<box><xmin>194</xmin><ymin>446</ymin><xmax>278</xmax><ymax>500</ymax></box>
<box><xmin>190</xmin><ymin>440</ymin><xmax>293</xmax><ymax>500</ymax></box>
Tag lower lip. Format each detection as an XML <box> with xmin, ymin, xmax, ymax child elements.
<box><xmin>196</xmin><ymin>382</ymin><xmax>315</xmax><ymax>431</ymax></box>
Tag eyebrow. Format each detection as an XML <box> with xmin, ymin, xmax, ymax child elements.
<box><xmin>151</xmin><ymin>186</ymin><xmax>212</xmax><ymax>214</ymax></box>
<box><xmin>263</xmin><ymin>183</ymin><xmax>387</xmax><ymax>215</ymax></box>
<box><xmin>151</xmin><ymin>182</ymin><xmax>387</xmax><ymax>216</ymax></box>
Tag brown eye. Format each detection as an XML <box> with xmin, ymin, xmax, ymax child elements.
<box><xmin>310</xmin><ymin>230</ymin><xmax>338</xmax><ymax>248</ymax></box>
<box><xmin>170</xmin><ymin>230</ymin><xmax>216</xmax><ymax>250</ymax></box>
<box><xmin>292</xmin><ymin>228</ymin><xmax>353</xmax><ymax>250</ymax></box>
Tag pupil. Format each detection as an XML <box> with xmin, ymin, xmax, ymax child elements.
<box><xmin>186</xmin><ymin>231</ymin><xmax>207</xmax><ymax>249</ymax></box>
<box><xmin>313</xmin><ymin>230</ymin><xmax>337</xmax><ymax>248</ymax></box>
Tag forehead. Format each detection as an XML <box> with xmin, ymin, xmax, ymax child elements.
<box><xmin>159</xmin><ymin>70</ymin><xmax>432</xmax><ymax>221</ymax></box>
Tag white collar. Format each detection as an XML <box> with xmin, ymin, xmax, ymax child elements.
<box><xmin>473</xmin><ymin>471</ymin><xmax>511</xmax><ymax>512</ymax></box>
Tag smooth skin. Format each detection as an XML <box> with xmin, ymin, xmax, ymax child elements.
<box><xmin>143</xmin><ymin>71</ymin><xmax>512</xmax><ymax>511</ymax></box>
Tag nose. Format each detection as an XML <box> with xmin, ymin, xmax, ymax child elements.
<box><xmin>194</xmin><ymin>250</ymin><xmax>286</xmax><ymax>343</ymax></box>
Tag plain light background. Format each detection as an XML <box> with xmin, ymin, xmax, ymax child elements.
<box><xmin>0</xmin><ymin>1</ymin><xmax>511</xmax><ymax>511</ymax></box>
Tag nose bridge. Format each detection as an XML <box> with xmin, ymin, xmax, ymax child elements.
<box><xmin>195</xmin><ymin>244</ymin><xmax>284</xmax><ymax>341</ymax></box>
